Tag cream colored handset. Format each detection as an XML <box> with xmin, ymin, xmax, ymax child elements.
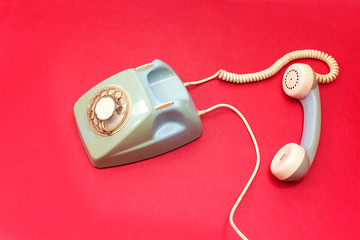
<box><xmin>271</xmin><ymin>63</ymin><xmax>321</xmax><ymax>181</ymax></box>
<box><xmin>185</xmin><ymin>49</ymin><xmax>339</xmax><ymax>239</ymax></box>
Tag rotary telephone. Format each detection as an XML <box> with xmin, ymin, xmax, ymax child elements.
<box><xmin>74</xmin><ymin>50</ymin><xmax>339</xmax><ymax>239</ymax></box>
<box><xmin>74</xmin><ymin>60</ymin><xmax>202</xmax><ymax>168</ymax></box>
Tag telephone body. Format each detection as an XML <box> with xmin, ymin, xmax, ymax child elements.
<box><xmin>74</xmin><ymin>60</ymin><xmax>202</xmax><ymax>168</ymax></box>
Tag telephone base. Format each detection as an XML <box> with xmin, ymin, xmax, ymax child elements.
<box><xmin>74</xmin><ymin>60</ymin><xmax>202</xmax><ymax>168</ymax></box>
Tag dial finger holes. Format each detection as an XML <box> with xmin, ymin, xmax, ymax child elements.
<box><xmin>87</xmin><ymin>85</ymin><xmax>132</xmax><ymax>136</ymax></box>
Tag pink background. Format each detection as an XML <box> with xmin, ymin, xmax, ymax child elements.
<box><xmin>1</xmin><ymin>0</ymin><xmax>359</xmax><ymax>239</ymax></box>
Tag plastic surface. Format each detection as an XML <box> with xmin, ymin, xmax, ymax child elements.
<box><xmin>271</xmin><ymin>143</ymin><xmax>310</xmax><ymax>181</ymax></box>
<box><xmin>74</xmin><ymin>60</ymin><xmax>202</xmax><ymax>168</ymax></box>
<box><xmin>282</xmin><ymin>63</ymin><xmax>315</xmax><ymax>99</ymax></box>
<box><xmin>272</xmin><ymin>72</ymin><xmax>321</xmax><ymax>181</ymax></box>
<box><xmin>299</xmin><ymin>85</ymin><xmax>321</xmax><ymax>165</ymax></box>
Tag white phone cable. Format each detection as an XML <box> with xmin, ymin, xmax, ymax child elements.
<box><xmin>198</xmin><ymin>104</ymin><xmax>260</xmax><ymax>240</ymax></box>
<box><xmin>184</xmin><ymin>49</ymin><xmax>339</xmax><ymax>86</ymax></box>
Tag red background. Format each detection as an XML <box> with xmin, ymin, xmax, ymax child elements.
<box><xmin>1</xmin><ymin>0</ymin><xmax>359</xmax><ymax>239</ymax></box>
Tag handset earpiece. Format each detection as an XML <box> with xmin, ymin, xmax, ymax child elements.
<box><xmin>271</xmin><ymin>63</ymin><xmax>321</xmax><ymax>181</ymax></box>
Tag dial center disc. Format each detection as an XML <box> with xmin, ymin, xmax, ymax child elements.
<box><xmin>95</xmin><ymin>97</ymin><xmax>115</xmax><ymax>120</ymax></box>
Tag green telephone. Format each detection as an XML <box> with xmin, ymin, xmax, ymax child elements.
<box><xmin>74</xmin><ymin>60</ymin><xmax>202</xmax><ymax>168</ymax></box>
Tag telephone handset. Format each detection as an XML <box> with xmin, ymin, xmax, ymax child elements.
<box><xmin>74</xmin><ymin>60</ymin><xmax>202</xmax><ymax>168</ymax></box>
<box><xmin>74</xmin><ymin>50</ymin><xmax>339</xmax><ymax>240</ymax></box>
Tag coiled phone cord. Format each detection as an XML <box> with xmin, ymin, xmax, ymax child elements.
<box><xmin>184</xmin><ymin>49</ymin><xmax>339</xmax><ymax>86</ymax></box>
<box><xmin>198</xmin><ymin>104</ymin><xmax>260</xmax><ymax>240</ymax></box>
